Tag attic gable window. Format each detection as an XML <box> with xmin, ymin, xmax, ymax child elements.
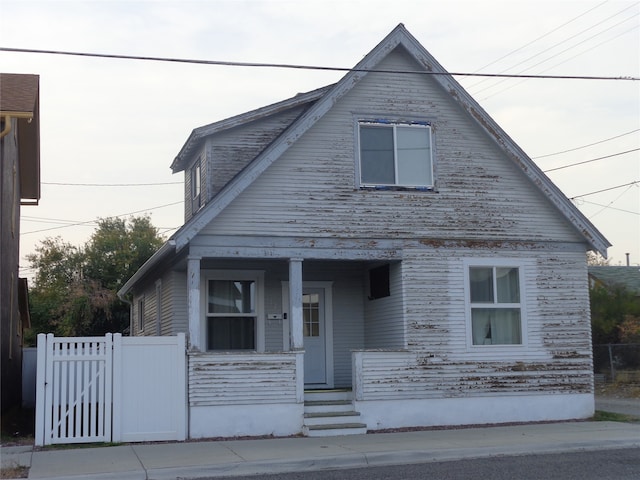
<box><xmin>358</xmin><ymin>121</ymin><xmax>433</xmax><ymax>188</ymax></box>
<box><xmin>191</xmin><ymin>163</ymin><xmax>201</xmax><ymax>213</ymax></box>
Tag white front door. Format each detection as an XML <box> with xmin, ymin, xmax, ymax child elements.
<box><xmin>303</xmin><ymin>288</ymin><xmax>326</xmax><ymax>385</ymax></box>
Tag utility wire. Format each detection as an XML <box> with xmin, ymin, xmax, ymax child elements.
<box><xmin>42</xmin><ymin>181</ymin><xmax>181</xmax><ymax>187</ymax></box>
<box><xmin>471</xmin><ymin>9</ymin><xmax>640</xmax><ymax>95</ymax></box>
<box><xmin>570</xmin><ymin>180</ymin><xmax>639</xmax><ymax>199</ymax></box>
<box><xmin>467</xmin><ymin>0</ymin><xmax>610</xmax><ymax>87</ymax></box>
<box><xmin>543</xmin><ymin>148</ymin><xmax>640</xmax><ymax>172</ymax></box>
<box><xmin>588</xmin><ymin>183</ymin><xmax>635</xmax><ymax>219</ymax></box>
<box><xmin>21</xmin><ymin>201</ymin><xmax>182</xmax><ymax>235</ymax></box>
<box><xmin>533</xmin><ymin>129</ymin><xmax>640</xmax><ymax>159</ymax></box>
<box><xmin>0</xmin><ymin>46</ymin><xmax>637</xmax><ymax>81</ymax></box>
<box><xmin>479</xmin><ymin>23</ymin><xmax>639</xmax><ymax>100</ymax></box>
<box><xmin>580</xmin><ymin>199</ymin><xmax>639</xmax><ymax>216</ymax></box>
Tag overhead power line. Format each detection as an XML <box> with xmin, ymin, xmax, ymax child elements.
<box><xmin>471</xmin><ymin>9</ymin><xmax>640</xmax><ymax>95</ymax></box>
<box><xmin>579</xmin><ymin>200</ymin><xmax>640</xmax><ymax>216</ymax></box>
<box><xmin>0</xmin><ymin>47</ymin><xmax>637</xmax><ymax>81</ymax></box>
<box><xmin>21</xmin><ymin>201</ymin><xmax>182</xmax><ymax>235</ymax></box>
<box><xmin>533</xmin><ymin>128</ymin><xmax>640</xmax><ymax>159</ymax></box>
<box><xmin>42</xmin><ymin>181</ymin><xmax>181</xmax><ymax>187</ymax></box>
<box><xmin>543</xmin><ymin>148</ymin><xmax>640</xmax><ymax>172</ymax></box>
<box><xmin>469</xmin><ymin>0</ymin><xmax>609</xmax><ymax>78</ymax></box>
<box><xmin>570</xmin><ymin>180</ymin><xmax>639</xmax><ymax>199</ymax></box>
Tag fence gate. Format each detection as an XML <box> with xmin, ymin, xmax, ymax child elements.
<box><xmin>35</xmin><ymin>333</ymin><xmax>186</xmax><ymax>446</ymax></box>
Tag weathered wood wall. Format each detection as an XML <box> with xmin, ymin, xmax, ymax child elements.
<box><xmin>188</xmin><ymin>352</ymin><xmax>300</xmax><ymax>406</ymax></box>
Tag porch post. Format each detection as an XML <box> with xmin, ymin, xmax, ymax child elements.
<box><xmin>187</xmin><ymin>255</ymin><xmax>201</xmax><ymax>351</ymax></box>
<box><xmin>288</xmin><ymin>258</ymin><xmax>303</xmax><ymax>350</ymax></box>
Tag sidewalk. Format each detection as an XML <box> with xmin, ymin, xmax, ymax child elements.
<box><xmin>2</xmin><ymin>421</ymin><xmax>639</xmax><ymax>480</ymax></box>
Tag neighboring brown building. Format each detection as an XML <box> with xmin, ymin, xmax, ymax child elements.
<box><xmin>1</xmin><ymin>73</ymin><xmax>40</xmax><ymax>412</ymax></box>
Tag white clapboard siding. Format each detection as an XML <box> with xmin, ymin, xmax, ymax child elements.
<box><xmin>202</xmin><ymin>49</ymin><xmax>583</xmax><ymax>246</ymax></box>
<box><xmin>207</xmin><ymin>105</ymin><xmax>310</xmax><ymax>199</ymax></box>
<box><xmin>364</xmin><ymin>262</ymin><xmax>404</xmax><ymax>349</ymax></box>
<box><xmin>189</xmin><ymin>352</ymin><xmax>299</xmax><ymax>406</ymax></box>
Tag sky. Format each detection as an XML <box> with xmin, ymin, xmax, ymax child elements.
<box><xmin>1</xmin><ymin>0</ymin><xmax>638</xmax><ymax>280</ymax></box>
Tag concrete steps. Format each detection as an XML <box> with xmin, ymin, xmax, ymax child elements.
<box><xmin>303</xmin><ymin>390</ymin><xmax>367</xmax><ymax>437</ymax></box>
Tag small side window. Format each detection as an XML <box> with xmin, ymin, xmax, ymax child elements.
<box><xmin>137</xmin><ymin>297</ymin><xmax>145</xmax><ymax>333</ymax></box>
<box><xmin>191</xmin><ymin>163</ymin><xmax>201</xmax><ymax>212</ymax></box>
<box><xmin>369</xmin><ymin>264</ymin><xmax>390</xmax><ymax>300</ymax></box>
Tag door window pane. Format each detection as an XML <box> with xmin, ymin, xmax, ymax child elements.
<box><xmin>303</xmin><ymin>293</ymin><xmax>320</xmax><ymax>337</ymax></box>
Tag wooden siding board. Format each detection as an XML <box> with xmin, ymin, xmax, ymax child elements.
<box><xmin>350</xmin><ymin>248</ymin><xmax>593</xmax><ymax>401</ymax></box>
<box><xmin>171</xmin><ymin>271</ymin><xmax>188</xmax><ymax>335</ymax></box>
<box><xmin>201</xmin><ymin>49</ymin><xmax>584</xmax><ymax>246</ymax></box>
<box><xmin>188</xmin><ymin>352</ymin><xmax>298</xmax><ymax>405</ymax></box>
<box><xmin>167</xmin><ymin>43</ymin><xmax>595</xmax><ymax>405</ymax></box>
<box><xmin>364</xmin><ymin>262</ymin><xmax>405</xmax><ymax>349</ymax></box>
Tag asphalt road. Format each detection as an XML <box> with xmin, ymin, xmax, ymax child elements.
<box><xmin>199</xmin><ymin>448</ymin><xmax>640</xmax><ymax>480</ymax></box>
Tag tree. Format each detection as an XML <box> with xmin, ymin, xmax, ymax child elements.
<box><xmin>25</xmin><ymin>216</ymin><xmax>164</xmax><ymax>343</ymax></box>
<box><xmin>587</xmin><ymin>251</ymin><xmax>610</xmax><ymax>266</ymax></box>
<box><xmin>25</xmin><ymin>237</ymin><xmax>83</xmax><ymax>343</ymax></box>
<box><xmin>590</xmin><ymin>283</ymin><xmax>640</xmax><ymax>345</ymax></box>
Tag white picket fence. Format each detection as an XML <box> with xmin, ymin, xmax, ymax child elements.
<box><xmin>34</xmin><ymin>333</ymin><xmax>186</xmax><ymax>446</ymax></box>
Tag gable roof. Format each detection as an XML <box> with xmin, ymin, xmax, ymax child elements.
<box><xmin>172</xmin><ymin>23</ymin><xmax>609</xmax><ymax>256</ymax></box>
<box><xmin>170</xmin><ymin>83</ymin><xmax>334</xmax><ymax>173</ymax></box>
<box><xmin>119</xmin><ymin>24</ymin><xmax>610</xmax><ymax>297</ymax></box>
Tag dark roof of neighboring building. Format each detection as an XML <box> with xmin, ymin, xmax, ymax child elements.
<box><xmin>0</xmin><ymin>72</ymin><xmax>41</xmax><ymax>204</ymax></box>
<box><xmin>589</xmin><ymin>266</ymin><xmax>640</xmax><ymax>293</ymax></box>
<box><xmin>0</xmin><ymin>73</ymin><xmax>39</xmax><ymax>114</ymax></box>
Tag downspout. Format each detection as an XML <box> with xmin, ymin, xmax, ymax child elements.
<box><xmin>0</xmin><ymin>115</ymin><xmax>12</xmax><ymax>139</ymax></box>
<box><xmin>121</xmin><ymin>296</ymin><xmax>133</xmax><ymax>336</ymax></box>
<box><xmin>0</xmin><ymin>112</ymin><xmax>34</xmax><ymax>139</ymax></box>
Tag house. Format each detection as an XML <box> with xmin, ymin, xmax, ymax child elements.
<box><xmin>1</xmin><ymin>73</ymin><xmax>40</xmax><ymax>412</ymax></box>
<box><xmin>118</xmin><ymin>24</ymin><xmax>610</xmax><ymax>438</ymax></box>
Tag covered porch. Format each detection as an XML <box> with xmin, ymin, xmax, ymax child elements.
<box><xmin>183</xmin><ymin>238</ymin><xmax>405</xmax><ymax>437</ymax></box>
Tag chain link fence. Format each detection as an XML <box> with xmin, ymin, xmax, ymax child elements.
<box><xmin>593</xmin><ymin>344</ymin><xmax>640</xmax><ymax>383</ymax></box>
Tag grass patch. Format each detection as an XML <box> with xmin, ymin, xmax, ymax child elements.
<box><xmin>0</xmin><ymin>464</ymin><xmax>29</xmax><ymax>479</ymax></box>
<box><xmin>593</xmin><ymin>410</ymin><xmax>640</xmax><ymax>422</ymax></box>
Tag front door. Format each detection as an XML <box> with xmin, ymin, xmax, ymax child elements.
<box><xmin>303</xmin><ymin>288</ymin><xmax>326</xmax><ymax>385</ymax></box>
<box><xmin>282</xmin><ymin>282</ymin><xmax>333</xmax><ymax>388</ymax></box>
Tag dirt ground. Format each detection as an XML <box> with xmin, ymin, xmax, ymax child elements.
<box><xmin>0</xmin><ymin>407</ymin><xmax>34</xmax><ymax>447</ymax></box>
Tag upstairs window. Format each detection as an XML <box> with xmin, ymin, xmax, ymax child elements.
<box><xmin>359</xmin><ymin>122</ymin><xmax>433</xmax><ymax>188</ymax></box>
<box><xmin>467</xmin><ymin>265</ymin><xmax>523</xmax><ymax>346</ymax></box>
<box><xmin>191</xmin><ymin>163</ymin><xmax>201</xmax><ymax>213</ymax></box>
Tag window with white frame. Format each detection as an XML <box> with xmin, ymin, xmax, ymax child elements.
<box><xmin>467</xmin><ymin>265</ymin><xmax>523</xmax><ymax>346</ymax></box>
<box><xmin>206</xmin><ymin>278</ymin><xmax>257</xmax><ymax>350</ymax></box>
<box><xmin>358</xmin><ymin>121</ymin><xmax>433</xmax><ymax>188</ymax></box>
<box><xmin>190</xmin><ymin>163</ymin><xmax>201</xmax><ymax>213</ymax></box>
<box><xmin>137</xmin><ymin>297</ymin><xmax>145</xmax><ymax>333</ymax></box>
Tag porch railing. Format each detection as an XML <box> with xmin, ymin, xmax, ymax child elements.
<box><xmin>189</xmin><ymin>351</ymin><xmax>304</xmax><ymax>406</ymax></box>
